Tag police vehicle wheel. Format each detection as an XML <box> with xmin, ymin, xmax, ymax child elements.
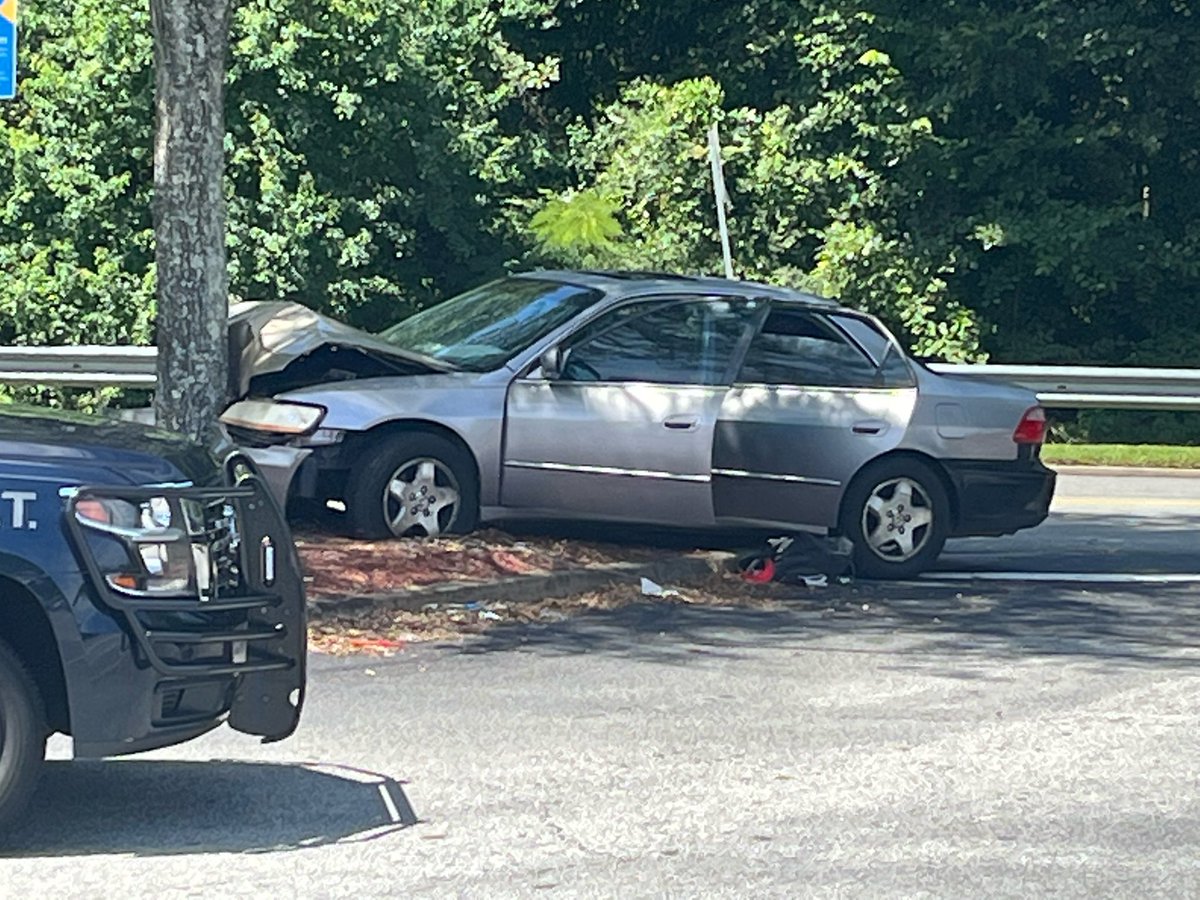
<box><xmin>0</xmin><ymin>640</ymin><xmax>45</xmax><ymax>832</ymax></box>
<box><xmin>347</xmin><ymin>432</ymin><xmax>480</xmax><ymax>539</ymax></box>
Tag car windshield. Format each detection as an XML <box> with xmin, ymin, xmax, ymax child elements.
<box><xmin>378</xmin><ymin>278</ymin><xmax>602</xmax><ymax>371</ymax></box>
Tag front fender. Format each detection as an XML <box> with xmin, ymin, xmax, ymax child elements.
<box><xmin>278</xmin><ymin>376</ymin><xmax>508</xmax><ymax>505</ymax></box>
<box><xmin>0</xmin><ymin>550</ymin><xmax>110</xmax><ymax>739</ymax></box>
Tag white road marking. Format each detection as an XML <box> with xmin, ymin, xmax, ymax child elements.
<box><xmin>922</xmin><ymin>572</ymin><xmax>1200</xmax><ymax>584</ymax></box>
<box><xmin>378</xmin><ymin>783</ymin><xmax>402</xmax><ymax>823</ymax></box>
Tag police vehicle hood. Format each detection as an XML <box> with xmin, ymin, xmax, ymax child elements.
<box><xmin>0</xmin><ymin>406</ymin><xmax>222</xmax><ymax>486</ymax></box>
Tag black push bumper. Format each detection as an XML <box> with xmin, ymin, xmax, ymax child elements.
<box><xmin>65</xmin><ymin>469</ymin><xmax>306</xmax><ymax>756</ymax></box>
<box><xmin>943</xmin><ymin>458</ymin><xmax>1057</xmax><ymax>538</ymax></box>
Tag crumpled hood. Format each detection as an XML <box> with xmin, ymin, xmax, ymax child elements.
<box><xmin>228</xmin><ymin>301</ymin><xmax>448</xmax><ymax>398</ymax></box>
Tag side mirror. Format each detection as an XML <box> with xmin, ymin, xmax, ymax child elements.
<box><xmin>539</xmin><ymin>346</ymin><xmax>563</xmax><ymax>380</ymax></box>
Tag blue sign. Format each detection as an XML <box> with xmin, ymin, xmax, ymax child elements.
<box><xmin>0</xmin><ymin>0</ymin><xmax>15</xmax><ymax>100</ymax></box>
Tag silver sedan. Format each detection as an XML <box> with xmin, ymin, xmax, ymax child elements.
<box><xmin>221</xmin><ymin>271</ymin><xmax>1055</xmax><ymax>578</ymax></box>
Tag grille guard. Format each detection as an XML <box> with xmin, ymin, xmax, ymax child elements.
<box><xmin>64</xmin><ymin>472</ymin><xmax>307</xmax><ymax>742</ymax></box>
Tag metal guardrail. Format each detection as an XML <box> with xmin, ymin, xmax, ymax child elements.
<box><xmin>927</xmin><ymin>364</ymin><xmax>1200</xmax><ymax>411</ymax></box>
<box><xmin>0</xmin><ymin>346</ymin><xmax>1198</xmax><ymax>410</ymax></box>
<box><xmin>0</xmin><ymin>346</ymin><xmax>157</xmax><ymax>387</ymax></box>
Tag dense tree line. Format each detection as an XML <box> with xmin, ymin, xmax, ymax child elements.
<box><xmin>1</xmin><ymin>1</ymin><xmax>1196</xmax><ymax>377</ymax></box>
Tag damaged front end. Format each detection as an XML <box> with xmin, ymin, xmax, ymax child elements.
<box><xmin>228</xmin><ymin>300</ymin><xmax>448</xmax><ymax>400</ymax></box>
<box><xmin>223</xmin><ymin>301</ymin><xmax>454</xmax><ymax>508</ymax></box>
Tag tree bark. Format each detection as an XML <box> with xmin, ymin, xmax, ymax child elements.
<box><xmin>151</xmin><ymin>0</ymin><xmax>232</xmax><ymax>444</ymax></box>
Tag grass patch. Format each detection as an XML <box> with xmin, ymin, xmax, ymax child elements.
<box><xmin>1042</xmin><ymin>444</ymin><xmax>1200</xmax><ymax>469</ymax></box>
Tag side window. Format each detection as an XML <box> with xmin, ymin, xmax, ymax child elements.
<box><xmin>737</xmin><ymin>309</ymin><xmax>880</xmax><ymax>388</ymax></box>
<box><xmin>563</xmin><ymin>297</ymin><xmax>757</xmax><ymax>386</ymax></box>
<box><xmin>830</xmin><ymin>314</ymin><xmax>915</xmax><ymax>388</ymax></box>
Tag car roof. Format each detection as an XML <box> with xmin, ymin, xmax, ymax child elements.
<box><xmin>515</xmin><ymin>269</ymin><xmax>841</xmax><ymax>309</ymax></box>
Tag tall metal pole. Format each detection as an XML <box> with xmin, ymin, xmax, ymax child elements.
<box><xmin>707</xmin><ymin>124</ymin><xmax>735</xmax><ymax>280</ymax></box>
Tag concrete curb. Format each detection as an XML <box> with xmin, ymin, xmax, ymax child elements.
<box><xmin>308</xmin><ymin>552</ymin><xmax>735</xmax><ymax>616</ymax></box>
<box><xmin>1050</xmin><ymin>465</ymin><xmax>1200</xmax><ymax>478</ymax></box>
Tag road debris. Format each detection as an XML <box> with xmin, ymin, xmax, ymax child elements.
<box><xmin>640</xmin><ymin>577</ymin><xmax>683</xmax><ymax>599</ymax></box>
<box><xmin>736</xmin><ymin>534</ymin><xmax>854</xmax><ymax>585</ymax></box>
<box><xmin>301</xmin><ymin>529</ymin><xmax>903</xmax><ymax>658</ymax></box>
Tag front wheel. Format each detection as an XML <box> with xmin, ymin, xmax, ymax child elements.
<box><xmin>0</xmin><ymin>640</ymin><xmax>46</xmax><ymax>831</ymax></box>
<box><xmin>346</xmin><ymin>433</ymin><xmax>480</xmax><ymax>539</ymax></box>
<box><xmin>840</xmin><ymin>458</ymin><xmax>950</xmax><ymax>579</ymax></box>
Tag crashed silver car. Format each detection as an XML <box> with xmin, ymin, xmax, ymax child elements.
<box><xmin>221</xmin><ymin>271</ymin><xmax>1055</xmax><ymax>578</ymax></box>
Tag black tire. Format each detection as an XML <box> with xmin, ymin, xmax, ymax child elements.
<box><xmin>0</xmin><ymin>640</ymin><xmax>46</xmax><ymax>832</ymax></box>
<box><xmin>345</xmin><ymin>432</ymin><xmax>480</xmax><ymax>539</ymax></box>
<box><xmin>839</xmin><ymin>457</ymin><xmax>950</xmax><ymax>580</ymax></box>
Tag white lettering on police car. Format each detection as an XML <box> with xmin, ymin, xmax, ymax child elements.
<box><xmin>1</xmin><ymin>490</ymin><xmax>38</xmax><ymax>530</ymax></box>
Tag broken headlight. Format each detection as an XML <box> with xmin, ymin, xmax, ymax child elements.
<box><xmin>220</xmin><ymin>400</ymin><xmax>325</xmax><ymax>436</ymax></box>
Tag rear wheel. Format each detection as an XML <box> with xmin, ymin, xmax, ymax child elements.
<box><xmin>840</xmin><ymin>458</ymin><xmax>950</xmax><ymax>579</ymax></box>
<box><xmin>0</xmin><ymin>640</ymin><xmax>46</xmax><ymax>831</ymax></box>
<box><xmin>346</xmin><ymin>433</ymin><xmax>480</xmax><ymax>539</ymax></box>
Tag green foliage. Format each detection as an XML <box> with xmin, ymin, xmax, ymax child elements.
<box><xmin>1</xmin><ymin>0</ymin><xmax>1197</xmax><ymax>402</ymax></box>
<box><xmin>1051</xmin><ymin>409</ymin><xmax>1200</xmax><ymax>447</ymax></box>
<box><xmin>554</xmin><ymin>77</ymin><xmax>727</xmax><ymax>275</ymax></box>
<box><xmin>873</xmin><ymin>0</ymin><xmax>1200</xmax><ymax>364</ymax></box>
<box><xmin>1</xmin><ymin>0</ymin><xmax>559</xmax><ymax>354</ymax></box>
<box><xmin>0</xmin><ymin>1</ymin><xmax>156</xmax><ymax>348</ymax></box>
<box><xmin>1041</xmin><ymin>443</ymin><xmax>1200</xmax><ymax>467</ymax></box>
<box><xmin>225</xmin><ymin>0</ymin><xmax>559</xmax><ymax>330</ymax></box>
<box><xmin>520</xmin><ymin>21</ymin><xmax>983</xmax><ymax>359</ymax></box>
<box><xmin>528</xmin><ymin>189</ymin><xmax>623</xmax><ymax>264</ymax></box>
<box><xmin>511</xmin><ymin>0</ymin><xmax>1198</xmax><ymax>366</ymax></box>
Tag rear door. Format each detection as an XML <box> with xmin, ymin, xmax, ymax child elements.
<box><xmin>502</xmin><ymin>295</ymin><xmax>758</xmax><ymax>525</ymax></box>
<box><xmin>713</xmin><ymin>307</ymin><xmax>918</xmax><ymax>530</ymax></box>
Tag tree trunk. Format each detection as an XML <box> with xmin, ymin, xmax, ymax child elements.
<box><xmin>151</xmin><ymin>0</ymin><xmax>232</xmax><ymax>444</ymax></box>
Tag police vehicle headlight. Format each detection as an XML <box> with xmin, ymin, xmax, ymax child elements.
<box><xmin>74</xmin><ymin>496</ymin><xmax>210</xmax><ymax>596</ymax></box>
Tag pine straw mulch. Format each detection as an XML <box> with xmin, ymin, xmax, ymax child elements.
<box><xmin>296</xmin><ymin>527</ymin><xmax>665</xmax><ymax>600</ymax></box>
<box><xmin>306</xmin><ymin>570</ymin><xmax>816</xmax><ymax>656</ymax></box>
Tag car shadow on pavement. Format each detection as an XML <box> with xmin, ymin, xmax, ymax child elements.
<box><xmin>453</xmin><ymin>579</ymin><xmax>1200</xmax><ymax>675</ymax></box>
<box><xmin>449</xmin><ymin>509</ymin><xmax>1200</xmax><ymax>673</ymax></box>
<box><xmin>1</xmin><ymin>760</ymin><xmax>418</xmax><ymax>858</ymax></box>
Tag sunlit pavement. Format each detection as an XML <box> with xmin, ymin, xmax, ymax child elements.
<box><xmin>4</xmin><ymin>471</ymin><xmax>1200</xmax><ymax>897</ymax></box>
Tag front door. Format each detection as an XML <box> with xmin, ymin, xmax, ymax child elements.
<box><xmin>502</xmin><ymin>295</ymin><xmax>757</xmax><ymax>525</ymax></box>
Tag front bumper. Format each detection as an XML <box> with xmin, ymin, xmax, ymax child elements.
<box><xmin>65</xmin><ymin>471</ymin><xmax>307</xmax><ymax>756</ymax></box>
<box><xmin>235</xmin><ymin>445</ymin><xmax>313</xmax><ymax>510</ymax></box>
<box><xmin>943</xmin><ymin>458</ymin><xmax>1057</xmax><ymax>537</ymax></box>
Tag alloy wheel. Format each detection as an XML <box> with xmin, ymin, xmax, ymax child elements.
<box><xmin>382</xmin><ymin>457</ymin><xmax>462</xmax><ymax>538</ymax></box>
<box><xmin>860</xmin><ymin>476</ymin><xmax>935</xmax><ymax>563</ymax></box>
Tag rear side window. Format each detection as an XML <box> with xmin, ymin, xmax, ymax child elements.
<box><xmin>737</xmin><ymin>310</ymin><xmax>880</xmax><ymax>388</ymax></box>
<box><xmin>830</xmin><ymin>314</ymin><xmax>915</xmax><ymax>387</ymax></box>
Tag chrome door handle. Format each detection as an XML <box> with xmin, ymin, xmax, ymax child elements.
<box><xmin>852</xmin><ymin>420</ymin><xmax>887</xmax><ymax>435</ymax></box>
<box><xmin>663</xmin><ymin>416</ymin><xmax>699</xmax><ymax>431</ymax></box>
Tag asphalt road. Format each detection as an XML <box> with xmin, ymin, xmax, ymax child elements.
<box><xmin>2</xmin><ymin>470</ymin><xmax>1199</xmax><ymax>898</ymax></box>
<box><xmin>936</xmin><ymin>468</ymin><xmax>1200</xmax><ymax>577</ymax></box>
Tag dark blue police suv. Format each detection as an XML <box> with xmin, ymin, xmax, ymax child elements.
<box><xmin>0</xmin><ymin>406</ymin><xmax>306</xmax><ymax>828</ymax></box>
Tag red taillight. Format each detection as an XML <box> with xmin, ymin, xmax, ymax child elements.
<box><xmin>1013</xmin><ymin>406</ymin><xmax>1047</xmax><ymax>444</ymax></box>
